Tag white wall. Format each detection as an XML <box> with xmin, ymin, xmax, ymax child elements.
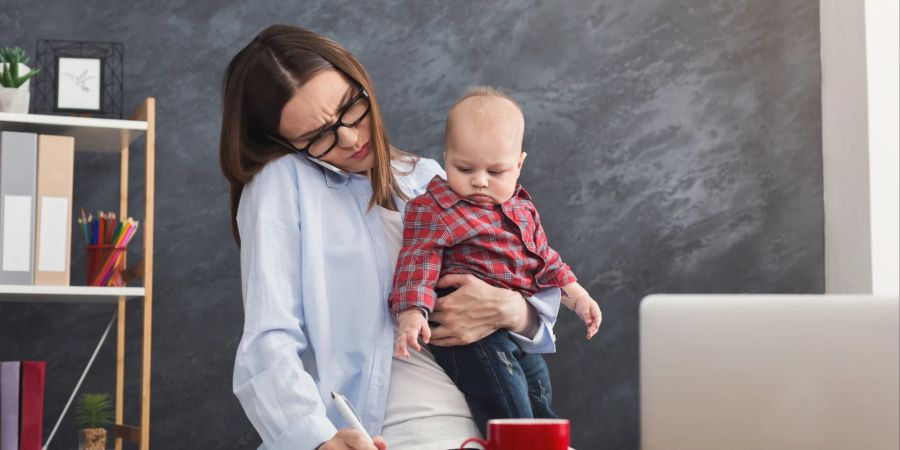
<box><xmin>864</xmin><ymin>0</ymin><xmax>900</xmax><ymax>296</ymax></box>
<box><xmin>820</xmin><ymin>0</ymin><xmax>899</xmax><ymax>295</ymax></box>
<box><xmin>821</xmin><ymin>0</ymin><xmax>872</xmax><ymax>293</ymax></box>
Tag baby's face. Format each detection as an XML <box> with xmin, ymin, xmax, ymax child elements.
<box><xmin>444</xmin><ymin>119</ymin><xmax>526</xmax><ymax>208</ymax></box>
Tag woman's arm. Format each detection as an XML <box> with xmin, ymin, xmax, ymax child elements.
<box><xmin>428</xmin><ymin>273</ymin><xmax>561</xmax><ymax>353</ymax></box>
<box><xmin>232</xmin><ymin>157</ymin><xmax>338</xmax><ymax>450</ymax></box>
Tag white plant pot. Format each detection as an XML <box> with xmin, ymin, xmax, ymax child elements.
<box><xmin>0</xmin><ymin>63</ymin><xmax>32</xmax><ymax>113</ymax></box>
<box><xmin>0</xmin><ymin>87</ymin><xmax>30</xmax><ymax>113</ymax></box>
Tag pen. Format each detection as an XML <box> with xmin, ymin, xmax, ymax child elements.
<box><xmin>331</xmin><ymin>391</ymin><xmax>373</xmax><ymax>445</ymax></box>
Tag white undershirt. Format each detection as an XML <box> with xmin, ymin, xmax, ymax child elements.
<box><xmin>377</xmin><ymin>206</ymin><xmax>483</xmax><ymax>450</ymax></box>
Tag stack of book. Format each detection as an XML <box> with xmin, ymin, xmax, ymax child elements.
<box><xmin>0</xmin><ymin>361</ymin><xmax>45</xmax><ymax>450</ymax></box>
<box><xmin>0</xmin><ymin>131</ymin><xmax>75</xmax><ymax>286</ymax></box>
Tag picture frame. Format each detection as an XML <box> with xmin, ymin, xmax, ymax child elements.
<box><xmin>31</xmin><ymin>40</ymin><xmax>123</xmax><ymax>118</ymax></box>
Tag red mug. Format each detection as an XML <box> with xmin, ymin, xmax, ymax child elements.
<box><xmin>459</xmin><ymin>418</ymin><xmax>570</xmax><ymax>450</ymax></box>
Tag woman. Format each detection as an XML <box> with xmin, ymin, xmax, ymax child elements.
<box><xmin>219</xmin><ymin>25</ymin><xmax>561</xmax><ymax>450</ymax></box>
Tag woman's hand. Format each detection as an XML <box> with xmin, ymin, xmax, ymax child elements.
<box><xmin>318</xmin><ymin>429</ymin><xmax>387</xmax><ymax>450</ymax></box>
<box><xmin>429</xmin><ymin>273</ymin><xmax>539</xmax><ymax>346</ymax></box>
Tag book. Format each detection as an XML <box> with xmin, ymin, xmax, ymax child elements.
<box><xmin>0</xmin><ymin>361</ymin><xmax>20</xmax><ymax>450</ymax></box>
<box><xmin>34</xmin><ymin>135</ymin><xmax>75</xmax><ymax>286</ymax></box>
<box><xmin>18</xmin><ymin>361</ymin><xmax>45</xmax><ymax>450</ymax></box>
<box><xmin>0</xmin><ymin>131</ymin><xmax>38</xmax><ymax>285</ymax></box>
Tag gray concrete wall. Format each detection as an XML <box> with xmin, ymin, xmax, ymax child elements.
<box><xmin>0</xmin><ymin>1</ymin><xmax>822</xmax><ymax>448</ymax></box>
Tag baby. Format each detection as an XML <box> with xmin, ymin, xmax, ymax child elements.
<box><xmin>388</xmin><ymin>86</ymin><xmax>601</xmax><ymax>434</ymax></box>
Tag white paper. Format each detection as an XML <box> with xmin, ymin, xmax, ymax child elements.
<box><xmin>38</xmin><ymin>197</ymin><xmax>68</xmax><ymax>272</ymax></box>
<box><xmin>2</xmin><ymin>195</ymin><xmax>32</xmax><ymax>272</ymax></box>
<box><xmin>57</xmin><ymin>57</ymin><xmax>101</xmax><ymax>110</ymax></box>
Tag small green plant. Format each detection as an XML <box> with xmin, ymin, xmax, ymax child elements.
<box><xmin>74</xmin><ymin>393</ymin><xmax>113</xmax><ymax>429</ymax></box>
<box><xmin>0</xmin><ymin>46</ymin><xmax>39</xmax><ymax>88</ymax></box>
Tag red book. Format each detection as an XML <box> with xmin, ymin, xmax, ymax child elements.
<box><xmin>18</xmin><ymin>361</ymin><xmax>45</xmax><ymax>450</ymax></box>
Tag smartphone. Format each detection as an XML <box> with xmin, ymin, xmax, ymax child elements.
<box><xmin>302</xmin><ymin>152</ymin><xmax>347</xmax><ymax>175</ymax></box>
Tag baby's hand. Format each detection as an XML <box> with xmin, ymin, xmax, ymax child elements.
<box><xmin>572</xmin><ymin>295</ymin><xmax>602</xmax><ymax>339</ymax></box>
<box><xmin>394</xmin><ymin>309</ymin><xmax>431</xmax><ymax>358</ymax></box>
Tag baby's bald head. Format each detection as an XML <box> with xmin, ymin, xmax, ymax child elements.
<box><xmin>442</xmin><ymin>87</ymin><xmax>528</xmax><ymax>205</ymax></box>
<box><xmin>444</xmin><ymin>86</ymin><xmax>525</xmax><ymax>155</ymax></box>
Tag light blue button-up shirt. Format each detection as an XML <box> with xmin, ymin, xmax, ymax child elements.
<box><xmin>233</xmin><ymin>153</ymin><xmax>561</xmax><ymax>450</ymax></box>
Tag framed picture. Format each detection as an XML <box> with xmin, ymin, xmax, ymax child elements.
<box><xmin>56</xmin><ymin>57</ymin><xmax>103</xmax><ymax>112</ymax></box>
<box><xmin>31</xmin><ymin>40</ymin><xmax>123</xmax><ymax>118</ymax></box>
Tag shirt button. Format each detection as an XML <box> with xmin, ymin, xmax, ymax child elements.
<box><xmin>376</xmin><ymin>375</ymin><xmax>385</xmax><ymax>386</ymax></box>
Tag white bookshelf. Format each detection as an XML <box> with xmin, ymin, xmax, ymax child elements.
<box><xmin>0</xmin><ymin>285</ymin><xmax>145</xmax><ymax>304</ymax></box>
<box><xmin>0</xmin><ymin>99</ymin><xmax>156</xmax><ymax>450</ymax></box>
<box><xmin>0</xmin><ymin>112</ymin><xmax>147</xmax><ymax>305</ymax></box>
<box><xmin>0</xmin><ymin>111</ymin><xmax>146</xmax><ymax>153</ymax></box>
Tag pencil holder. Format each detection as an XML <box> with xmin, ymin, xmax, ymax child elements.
<box><xmin>86</xmin><ymin>244</ymin><xmax>127</xmax><ymax>287</ymax></box>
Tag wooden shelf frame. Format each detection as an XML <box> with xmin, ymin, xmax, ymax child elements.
<box><xmin>115</xmin><ymin>97</ymin><xmax>155</xmax><ymax>450</ymax></box>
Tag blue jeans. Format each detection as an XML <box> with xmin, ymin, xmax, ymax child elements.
<box><xmin>428</xmin><ymin>288</ymin><xmax>558</xmax><ymax>436</ymax></box>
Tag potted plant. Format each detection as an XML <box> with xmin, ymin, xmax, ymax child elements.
<box><xmin>0</xmin><ymin>46</ymin><xmax>39</xmax><ymax>113</ymax></box>
<box><xmin>74</xmin><ymin>393</ymin><xmax>113</xmax><ymax>450</ymax></box>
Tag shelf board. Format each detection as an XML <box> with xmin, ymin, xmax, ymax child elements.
<box><xmin>0</xmin><ymin>112</ymin><xmax>147</xmax><ymax>153</ymax></box>
<box><xmin>0</xmin><ymin>285</ymin><xmax>144</xmax><ymax>304</ymax></box>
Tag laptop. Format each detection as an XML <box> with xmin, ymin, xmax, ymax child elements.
<box><xmin>640</xmin><ymin>294</ymin><xmax>899</xmax><ymax>450</ymax></box>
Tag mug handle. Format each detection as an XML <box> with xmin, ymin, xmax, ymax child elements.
<box><xmin>459</xmin><ymin>437</ymin><xmax>489</xmax><ymax>449</ymax></box>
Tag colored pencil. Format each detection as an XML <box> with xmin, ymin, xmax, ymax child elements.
<box><xmin>91</xmin><ymin>217</ymin><xmax>140</xmax><ymax>286</ymax></box>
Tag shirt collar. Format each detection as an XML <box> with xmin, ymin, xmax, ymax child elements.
<box><xmin>426</xmin><ymin>175</ymin><xmax>530</xmax><ymax>209</ymax></box>
<box><xmin>321</xmin><ymin>157</ymin><xmax>414</xmax><ymax>190</ymax></box>
<box><xmin>323</xmin><ymin>167</ymin><xmax>351</xmax><ymax>188</ymax></box>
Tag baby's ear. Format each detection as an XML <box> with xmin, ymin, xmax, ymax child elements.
<box><xmin>518</xmin><ymin>151</ymin><xmax>527</xmax><ymax>169</ymax></box>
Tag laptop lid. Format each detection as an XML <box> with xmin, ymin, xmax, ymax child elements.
<box><xmin>640</xmin><ymin>294</ymin><xmax>899</xmax><ymax>450</ymax></box>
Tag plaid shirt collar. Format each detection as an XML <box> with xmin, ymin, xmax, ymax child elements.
<box><xmin>426</xmin><ymin>175</ymin><xmax>532</xmax><ymax>210</ymax></box>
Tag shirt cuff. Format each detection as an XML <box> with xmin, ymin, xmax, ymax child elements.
<box><xmin>508</xmin><ymin>321</ymin><xmax>555</xmax><ymax>353</ymax></box>
<box><xmin>268</xmin><ymin>415</ymin><xmax>337</xmax><ymax>450</ymax></box>
<box><xmin>508</xmin><ymin>287</ymin><xmax>560</xmax><ymax>354</ymax></box>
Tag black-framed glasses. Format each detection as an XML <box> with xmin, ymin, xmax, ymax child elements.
<box><xmin>268</xmin><ymin>88</ymin><xmax>371</xmax><ymax>159</ymax></box>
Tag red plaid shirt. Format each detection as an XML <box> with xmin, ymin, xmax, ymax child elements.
<box><xmin>389</xmin><ymin>176</ymin><xmax>576</xmax><ymax>315</ymax></box>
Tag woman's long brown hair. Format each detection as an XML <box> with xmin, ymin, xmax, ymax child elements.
<box><xmin>219</xmin><ymin>24</ymin><xmax>414</xmax><ymax>247</ymax></box>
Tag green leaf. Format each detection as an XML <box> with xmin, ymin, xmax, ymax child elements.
<box><xmin>14</xmin><ymin>69</ymin><xmax>38</xmax><ymax>88</ymax></box>
<box><xmin>0</xmin><ymin>49</ymin><xmax>17</xmax><ymax>66</ymax></box>
<box><xmin>0</xmin><ymin>47</ymin><xmax>33</xmax><ymax>80</ymax></box>
<box><xmin>14</xmin><ymin>47</ymin><xmax>29</xmax><ymax>66</ymax></box>
<box><xmin>1</xmin><ymin>69</ymin><xmax>14</xmax><ymax>88</ymax></box>
<box><xmin>74</xmin><ymin>393</ymin><xmax>113</xmax><ymax>429</ymax></box>
<box><xmin>0</xmin><ymin>47</ymin><xmax>27</xmax><ymax>65</ymax></box>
